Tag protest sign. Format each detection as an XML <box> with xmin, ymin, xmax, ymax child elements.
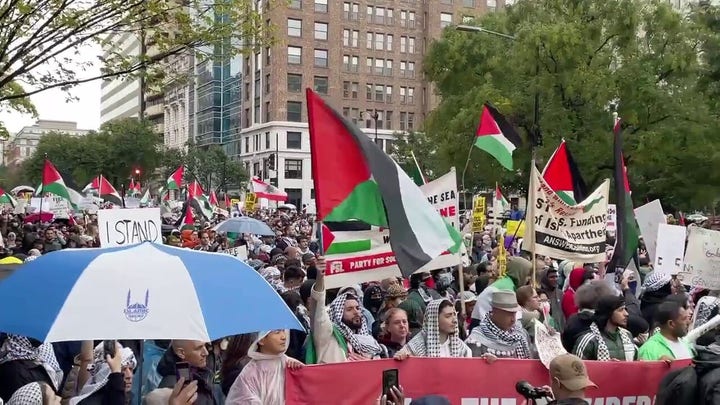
<box><xmin>244</xmin><ymin>193</ymin><xmax>257</xmax><ymax>211</ymax></box>
<box><xmin>97</xmin><ymin>208</ymin><xmax>162</xmax><ymax>247</ymax></box>
<box><xmin>324</xmin><ymin>169</ymin><xmax>461</xmax><ymax>288</ymax></box>
<box><xmin>606</xmin><ymin>204</ymin><xmax>617</xmax><ymax>233</ymax></box>
<box><xmin>471</xmin><ymin>195</ymin><xmax>486</xmax><ymax>232</ymax></box>
<box><xmin>506</xmin><ymin>220</ymin><xmax>525</xmax><ymax>238</ymax></box>
<box><xmin>29</xmin><ymin>196</ymin><xmax>71</xmax><ymax>218</ymax></box>
<box><xmin>654</xmin><ymin>223</ymin><xmax>687</xmax><ymax>275</ymax></box>
<box><xmin>681</xmin><ymin>226</ymin><xmax>720</xmax><ymax>289</ymax></box>
<box><xmin>634</xmin><ymin>199</ymin><xmax>666</xmax><ymax>261</ymax></box>
<box><xmin>220</xmin><ymin>245</ymin><xmax>248</xmax><ymax>260</ymax></box>
<box><xmin>534</xmin><ymin>322</ymin><xmax>567</xmax><ymax>368</ymax></box>
<box><xmin>285</xmin><ymin>358</ymin><xmax>685</xmax><ymax>404</ymax></box>
<box><xmin>526</xmin><ymin>166</ymin><xmax>610</xmax><ymax>262</ymax></box>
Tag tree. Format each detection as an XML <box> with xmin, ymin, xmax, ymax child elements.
<box><xmin>161</xmin><ymin>142</ymin><xmax>248</xmax><ymax>193</ymax></box>
<box><xmin>389</xmin><ymin>131</ymin><xmax>443</xmax><ymax>180</ymax></box>
<box><xmin>423</xmin><ymin>0</ymin><xmax>720</xmax><ymax>210</ymax></box>
<box><xmin>21</xmin><ymin>118</ymin><xmax>163</xmax><ymax>187</ymax></box>
<box><xmin>0</xmin><ymin>0</ymin><xmax>278</xmax><ymax>133</ymax></box>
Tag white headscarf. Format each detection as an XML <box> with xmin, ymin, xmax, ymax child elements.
<box><xmin>68</xmin><ymin>342</ymin><xmax>136</xmax><ymax>405</ymax></box>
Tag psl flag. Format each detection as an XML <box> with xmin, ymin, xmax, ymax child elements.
<box><xmin>526</xmin><ymin>165</ymin><xmax>610</xmax><ymax>262</ymax></box>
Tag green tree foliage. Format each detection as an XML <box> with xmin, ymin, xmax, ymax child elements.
<box><xmin>161</xmin><ymin>142</ymin><xmax>248</xmax><ymax>192</ymax></box>
<box><xmin>389</xmin><ymin>131</ymin><xmax>443</xmax><ymax>180</ymax></box>
<box><xmin>0</xmin><ymin>0</ymin><xmax>278</xmax><ymax>133</ymax></box>
<box><xmin>424</xmin><ymin>0</ymin><xmax>720</xmax><ymax>210</ymax></box>
<box><xmin>21</xmin><ymin>118</ymin><xmax>163</xmax><ymax>187</ymax></box>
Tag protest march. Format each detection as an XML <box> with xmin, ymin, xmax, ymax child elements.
<box><xmin>1</xmin><ymin>90</ymin><xmax>717</xmax><ymax>405</ymax></box>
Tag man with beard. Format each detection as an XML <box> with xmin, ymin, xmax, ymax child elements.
<box><xmin>539</xmin><ymin>267</ymin><xmax>564</xmax><ymax>331</ymax></box>
<box><xmin>573</xmin><ymin>295</ymin><xmax>636</xmax><ymax>361</ymax></box>
<box><xmin>638</xmin><ymin>300</ymin><xmax>693</xmax><ymax>360</ymax></box>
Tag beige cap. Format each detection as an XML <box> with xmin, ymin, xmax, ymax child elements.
<box><xmin>549</xmin><ymin>354</ymin><xmax>597</xmax><ymax>391</ymax></box>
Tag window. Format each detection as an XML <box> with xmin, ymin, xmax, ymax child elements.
<box><xmin>387</xmin><ymin>9</ymin><xmax>394</xmax><ymax>25</ymax></box>
<box><xmin>343</xmin><ymin>2</ymin><xmax>359</xmax><ymax>20</ymax></box>
<box><xmin>400</xmin><ymin>36</ymin><xmax>406</xmax><ymax>53</ymax></box>
<box><xmin>387</xmin><ymin>34</ymin><xmax>393</xmax><ymax>51</ymax></box>
<box><xmin>487</xmin><ymin>0</ymin><xmax>496</xmax><ymax>11</ymax></box>
<box><xmin>407</xmin><ymin>87</ymin><xmax>415</xmax><ymax>104</ymax></box>
<box><xmin>265</xmin><ymin>101</ymin><xmax>271</xmax><ymax>122</ymax></box>
<box><xmin>289</xmin><ymin>0</ymin><xmax>301</xmax><ymax>8</ymax></box>
<box><xmin>284</xmin><ymin>159</ymin><xmax>303</xmax><ymax>179</ymax></box>
<box><xmin>287</xmin><ymin>73</ymin><xmax>302</xmax><ymax>92</ymax></box>
<box><xmin>343</xmin><ymin>54</ymin><xmax>359</xmax><ymax>72</ymax></box>
<box><xmin>244</xmin><ymin>82</ymin><xmax>250</xmax><ymax>100</ymax></box>
<box><xmin>265</xmin><ymin>74</ymin><xmax>270</xmax><ymax>93</ymax></box>
<box><xmin>286</xmin><ymin>132</ymin><xmax>302</xmax><ymax>149</ymax></box>
<box><xmin>244</xmin><ymin>108</ymin><xmax>250</xmax><ymax>128</ymax></box>
<box><xmin>366</xmin><ymin>5</ymin><xmax>373</xmax><ymax>21</ymax></box>
<box><xmin>463</xmin><ymin>0</ymin><xmax>475</xmax><ymax>6</ymax></box>
<box><xmin>401</xmin><ymin>10</ymin><xmax>416</xmax><ymax>28</ymax></box>
<box><xmin>285</xmin><ymin>188</ymin><xmax>303</xmax><ymax>208</ymax></box>
<box><xmin>244</xmin><ymin>136</ymin><xmax>249</xmax><ymax>152</ymax></box>
<box><xmin>265</xmin><ymin>132</ymin><xmax>271</xmax><ymax>149</ymax></box>
<box><xmin>314</xmin><ymin>22</ymin><xmax>328</xmax><ymax>40</ymax></box>
<box><xmin>314</xmin><ymin>76</ymin><xmax>328</xmax><ymax>94</ymax></box>
<box><xmin>440</xmin><ymin>13</ymin><xmax>452</xmax><ymax>28</ymax></box>
<box><xmin>265</xmin><ymin>47</ymin><xmax>271</xmax><ymax>65</ymax></box>
<box><xmin>254</xmin><ymin>103</ymin><xmax>260</xmax><ymax>123</ymax></box>
<box><xmin>408</xmin><ymin>37</ymin><xmax>416</xmax><ymax>53</ymax></box>
<box><xmin>374</xmin><ymin>84</ymin><xmax>384</xmax><ymax>102</ymax></box>
<box><xmin>400</xmin><ymin>61</ymin><xmax>415</xmax><ymax>77</ymax></box>
<box><xmin>343</xmin><ymin>29</ymin><xmax>351</xmax><ymax>46</ymax></box>
<box><xmin>375</xmin><ymin>33</ymin><xmax>385</xmax><ymax>50</ymax></box>
<box><xmin>351</xmin><ymin>30</ymin><xmax>359</xmax><ymax>47</ymax></box>
<box><xmin>385</xmin><ymin>59</ymin><xmax>392</xmax><ymax>76</ymax></box>
<box><xmin>441</xmin><ymin>0</ymin><xmax>452</xmax><ymax>4</ymax></box>
<box><xmin>375</xmin><ymin>7</ymin><xmax>385</xmax><ymax>24</ymax></box>
<box><xmin>407</xmin><ymin>112</ymin><xmax>415</xmax><ymax>130</ymax></box>
<box><xmin>366</xmin><ymin>32</ymin><xmax>373</xmax><ymax>49</ymax></box>
<box><xmin>315</xmin><ymin>0</ymin><xmax>327</xmax><ymax>12</ymax></box>
<box><xmin>385</xmin><ymin>111</ymin><xmax>393</xmax><ymax>130</ymax></box>
<box><xmin>286</xmin><ymin>101</ymin><xmax>302</xmax><ymax>122</ymax></box>
<box><xmin>344</xmin><ymin>29</ymin><xmax>359</xmax><ymax>47</ymax></box>
<box><xmin>288</xmin><ymin>46</ymin><xmax>302</xmax><ymax>64</ymax></box>
<box><xmin>343</xmin><ymin>81</ymin><xmax>359</xmax><ymax>98</ymax></box>
<box><xmin>254</xmin><ymin>52</ymin><xmax>261</xmax><ymax>71</ymax></box>
<box><xmin>462</xmin><ymin>15</ymin><xmax>474</xmax><ymax>23</ymax></box>
<box><xmin>365</xmin><ymin>83</ymin><xmax>372</xmax><ymax>100</ymax></box>
<box><xmin>288</xmin><ymin>18</ymin><xmax>302</xmax><ymax>37</ymax></box>
<box><xmin>385</xmin><ymin>85</ymin><xmax>393</xmax><ymax>102</ymax></box>
<box><xmin>254</xmin><ymin>77</ymin><xmax>260</xmax><ymax>96</ymax></box>
<box><xmin>314</xmin><ymin>49</ymin><xmax>328</xmax><ymax>67</ymax></box>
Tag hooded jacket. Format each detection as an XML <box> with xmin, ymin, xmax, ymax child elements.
<box><xmin>561</xmin><ymin>269</ymin><xmax>586</xmax><ymax>319</ymax></box>
<box><xmin>225</xmin><ymin>331</ymin><xmax>290</xmax><ymax>405</ymax></box>
<box><xmin>470</xmin><ymin>257</ymin><xmax>532</xmax><ymax>328</ymax></box>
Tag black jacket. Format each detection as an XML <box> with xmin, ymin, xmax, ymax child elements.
<box><xmin>156</xmin><ymin>349</ymin><xmax>217</xmax><ymax>405</ymax></box>
<box><xmin>0</xmin><ymin>360</ymin><xmax>56</xmax><ymax>402</ymax></box>
<box><xmin>77</xmin><ymin>373</ymin><xmax>126</xmax><ymax>405</ymax></box>
<box><xmin>562</xmin><ymin>310</ymin><xmax>594</xmax><ymax>352</ymax></box>
<box><xmin>655</xmin><ymin>366</ymin><xmax>697</xmax><ymax>405</ymax></box>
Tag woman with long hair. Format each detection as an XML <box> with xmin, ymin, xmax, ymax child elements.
<box><xmin>219</xmin><ymin>334</ymin><xmax>257</xmax><ymax>397</ymax></box>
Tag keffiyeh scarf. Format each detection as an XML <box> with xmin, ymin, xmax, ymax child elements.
<box><xmin>329</xmin><ymin>293</ymin><xmax>382</xmax><ymax>357</ymax></box>
<box><xmin>478</xmin><ymin>313</ymin><xmax>531</xmax><ymax>359</ymax></box>
<box><xmin>405</xmin><ymin>299</ymin><xmax>464</xmax><ymax>357</ymax></box>
<box><xmin>589</xmin><ymin>322</ymin><xmax>635</xmax><ymax>362</ymax></box>
<box><xmin>7</xmin><ymin>383</ymin><xmax>42</xmax><ymax>405</ymax></box>
<box><xmin>260</xmin><ymin>266</ymin><xmax>287</xmax><ymax>293</ymax></box>
<box><xmin>68</xmin><ymin>342</ymin><xmax>137</xmax><ymax>405</ymax></box>
<box><xmin>694</xmin><ymin>296</ymin><xmax>720</xmax><ymax>329</ymax></box>
<box><xmin>642</xmin><ymin>271</ymin><xmax>672</xmax><ymax>293</ymax></box>
<box><xmin>0</xmin><ymin>335</ymin><xmax>63</xmax><ymax>390</ymax></box>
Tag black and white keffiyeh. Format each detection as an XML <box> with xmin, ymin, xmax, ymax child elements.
<box><xmin>68</xmin><ymin>342</ymin><xmax>136</xmax><ymax>405</ymax></box>
<box><xmin>7</xmin><ymin>382</ymin><xmax>42</xmax><ymax>405</ymax></box>
<box><xmin>478</xmin><ymin>313</ymin><xmax>531</xmax><ymax>359</ymax></box>
<box><xmin>405</xmin><ymin>299</ymin><xmax>465</xmax><ymax>357</ymax></box>
<box><xmin>589</xmin><ymin>322</ymin><xmax>634</xmax><ymax>362</ymax></box>
<box><xmin>694</xmin><ymin>295</ymin><xmax>720</xmax><ymax>329</ymax></box>
<box><xmin>328</xmin><ymin>292</ymin><xmax>382</xmax><ymax>357</ymax></box>
<box><xmin>0</xmin><ymin>335</ymin><xmax>63</xmax><ymax>390</ymax></box>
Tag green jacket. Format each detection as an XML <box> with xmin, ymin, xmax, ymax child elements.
<box><xmin>304</xmin><ymin>325</ymin><xmax>348</xmax><ymax>364</ymax></box>
<box><xmin>638</xmin><ymin>332</ymin><xmax>694</xmax><ymax>361</ymax></box>
<box><xmin>573</xmin><ymin>328</ymin><xmax>636</xmax><ymax>361</ymax></box>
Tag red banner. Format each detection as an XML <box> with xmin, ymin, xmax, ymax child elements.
<box><xmin>285</xmin><ymin>358</ymin><xmax>687</xmax><ymax>405</ymax></box>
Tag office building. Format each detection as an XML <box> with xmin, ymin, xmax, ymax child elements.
<box><xmin>228</xmin><ymin>0</ymin><xmax>505</xmax><ymax>209</ymax></box>
<box><xmin>5</xmin><ymin>120</ymin><xmax>92</xmax><ymax>166</ymax></box>
<box><xmin>100</xmin><ymin>32</ymin><xmax>142</xmax><ymax>124</ymax></box>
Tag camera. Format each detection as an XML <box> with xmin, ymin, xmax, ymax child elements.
<box><xmin>515</xmin><ymin>380</ymin><xmax>550</xmax><ymax>400</ymax></box>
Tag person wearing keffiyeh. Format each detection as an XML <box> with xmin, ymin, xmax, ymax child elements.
<box><xmin>328</xmin><ymin>293</ymin><xmax>385</xmax><ymax>359</ymax></box>
<box><xmin>396</xmin><ymin>299</ymin><xmax>471</xmax><ymax>358</ymax></box>
<box><xmin>7</xmin><ymin>382</ymin><xmax>60</xmax><ymax>405</ymax></box>
<box><xmin>68</xmin><ymin>342</ymin><xmax>136</xmax><ymax>405</ymax></box>
<box><xmin>0</xmin><ymin>335</ymin><xmax>63</xmax><ymax>402</ymax></box>
<box><xmin>573</xmin><ymin>294</ymin><xmax>637</xmax><ymax>361</ymax></box>
<box><xmin>465</xmin><ymin>291</ymin><xmax>532</xmax><ymax>359</ymax></box>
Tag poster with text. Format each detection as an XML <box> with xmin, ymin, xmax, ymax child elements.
<box><xmin>606</xmin><ymin>204</ymin><xmax>617</xmax><ymax>233</ymax></box>
<box><xmin>526</xmin><ymin>165</ymin><xmax>610</xmax><ymax>262</ymax></box>
<box><xmin>681</xmin><ymin>226</ymin><xmax>720</xmax><ymax>289</ymax></box>
<box><xmin>98</xmin><ymin>208</ymin><xmax>162</xmax><ymax>247</ymax></box>
<box><xmin>634</xmin><ymin>199</ymin><xmax>666</xmax><ymax>261</ymax></box>
<box><xmin>654</xmin><ymin>223</ymin><xmax>687</xmax><ymax>275</ymax></box>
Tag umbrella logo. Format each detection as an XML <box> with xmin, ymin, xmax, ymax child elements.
<box><xmin>124</xmin><ymin>289</ymin><xmax>150</xmax><ymax>322</ymax></box>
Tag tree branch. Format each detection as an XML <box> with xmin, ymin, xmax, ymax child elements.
<box><xmin>587</xmin><ymin>34</ymin><xmax>617</xmax><ymax>66</ymax></box>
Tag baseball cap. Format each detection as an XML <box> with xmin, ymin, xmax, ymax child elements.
<box><xmin>549</xmin><ymin>354</ymin><xmax>597</xmax><ymax>391</ymax></box>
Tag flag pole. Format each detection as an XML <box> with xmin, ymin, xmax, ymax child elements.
<box><xmin>460</xmin><ymin>143</ymin><xmax>474</xmax><ymax>212</ymax></box>
<box><xmin>38</xmin><ymin>154</ymin><xmax>47</xmax><ymax>225</ymax></box>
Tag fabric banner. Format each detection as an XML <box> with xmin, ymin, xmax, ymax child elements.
<box><xmin>526</xmin><ymin>165</ymin><xmax>610</xmax><ymax>262</ymax></box>
<box><xmin>681</xmin><ymin>226</ymin><xmax>720</xmax><ymax>289</ymax></box>
<box><xmin>324</xmin><ymin>169</ymin><xmax>461</xmax><ymax>288</ymax></box>
<box><xmin>285</xmin><ymin>358</ymin><xmax>684</xmax><ymax>404</ymax></box>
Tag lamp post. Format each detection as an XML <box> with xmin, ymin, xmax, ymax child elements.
<box><xmin>361</xmin><ymin>110</ymin><xmax>380</xmax><ymax>143</ymax></box>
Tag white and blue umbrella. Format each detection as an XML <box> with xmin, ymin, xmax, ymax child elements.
<box><xmin>213</xmin><ymin>216</ymin><xmax>275</xmax><ymax>236</ymax></box>
<box><xmin>0</xmin><ymin>242</ymin><xmax>302</xmax><ymax>342</ymax></box>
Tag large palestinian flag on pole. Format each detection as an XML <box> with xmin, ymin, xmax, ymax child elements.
<box><xmin>167</xmin><ymin>166</ymin><xmax>184</xmax><ymax>190</ymax></box>
<box><xmin>542</xmin><ymin>140</ymin><xmax>588</xmax><ymax>205</ymax></box>
<box><xmin>307</xmin><ymin>88</ymin><xmax>460</xmax><ymax>279</ymax></box>
<box><xmin>42</xmin><ymin>160</ymin><xmax>77</xmax><ymax>209</ymax></box>
<box><xmin>474</xmin><ymin>103</ymin><xmax>523</xmax><ymax>170</ymax></box>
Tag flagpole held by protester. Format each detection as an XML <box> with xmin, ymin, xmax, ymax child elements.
<box><xmin>38</xmin><ymin>153</ymin><xmax>47</xmax><ymax>224</ymax></box>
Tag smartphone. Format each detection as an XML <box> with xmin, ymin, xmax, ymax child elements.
<box><xmin>103</xmin><ymin>340</ymin><xmax>116</xmax><ymax>359</ymax></box>
<box><xmin>382</xmin><ymin>369</ymin><xmax>399</xmax><ymax>398</ymax></box>
<box><xmin>176</xmin><ymin>361</ymin><xmax>191</xmax><ymax>382</ymax></box>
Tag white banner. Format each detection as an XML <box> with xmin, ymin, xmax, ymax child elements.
<box><xmin>634</xmin><ymin>200</ymin><xmax>666</xmax><ymax>261</ymax></box>
<box><xmin>220</xmin><ymin>245</ymin><xmax>248</xmax><ymax>260</ymax></box>
<box><xmin>653</xmin><ymin>224</ymin><xmax>687</xmax><ymax>275</ymax></box>
<box><xmin>29</xmin><ymin>196</ymin><xmax>70</xmax><ymax>218</ymax></box>
<box><xmin>606</xmin><ymin>204</ymin><xmax>617</xmax><ymax>233</ymax></box>
<box><xmin>324</xmin><ymin>168</ymin><xmax>461</xmax><ymax>288</ymax></box>
<box><xmin>526</xmin><ymin>165</ymin><xmax>609</xmax><ymax>262</ymax></box>
<box><xmin>681</xmin><ymin>226</ymin><xmax>720</xmax><ymax>289</ymax></box>
<box><xmin>98</xmin><ymin>208</ymin><xmax>162</xmax><ymax>247</ymax></box>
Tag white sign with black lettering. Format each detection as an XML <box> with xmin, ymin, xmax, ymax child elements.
<box><xmin>682</xmin><ymin>227</ymin><xmax>720</xmax><ymax>289</ymax></box>
<box><xmin>98</xmin><ymin>208</ymin><xmax>162</xmax><ymax>247</ymax></box>
<box><xmin>220</xmin><ymin>246</ymin><xmax>248</xmax><ymax>260</ymax></box>
<box><xmin>606</xmin><ymin>204</ymin><xmax>617</xmax><ymax>233</ymax></box>
<box><xmin>653</xmin><ymin>224</ymin><xmax>686</xmax><ymax>275</ymax></box>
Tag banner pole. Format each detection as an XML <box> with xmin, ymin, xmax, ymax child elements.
<box><xmin>460</xmin><ymin>143</ymin><xmax>474</xmax><ymax>212</ymax></box>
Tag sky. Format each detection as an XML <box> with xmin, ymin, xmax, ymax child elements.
<box><xmin>0</xmin><ymin>47</ymin><xmax>102</xmax><ymax>134</ymax></box>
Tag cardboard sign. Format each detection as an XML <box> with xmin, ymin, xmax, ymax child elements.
<box><xmin>220</xmin><ymin>245</ymin><xmax>248</xmax><ymax>260</ymax></box>
<box><xmin>681</xmin><ymin>226</ymin><xmax>720</xmax><ymax>289</ymax></box>
<box><xmin>506</xmin><ymin>220</ymin><xmax>525</xmax><ymax>238</ymax></box>
<box><xmin>471</xmin><ymin>195</ymin><xmax>486</xmax><ymax>233</ymax></box>
<box><xmin>654</xmin><ymin>223</ymin><xmax>687</xmax><ymax>275</ymax></box>
<box><xmin>634</xmin><ymin>199</ymin><xmax>666</xmax><ymax>261</ymax></box>
<box><xmin>97</xmin><ymin>208</ymin><xmax>162</xmax><ymax>247</ymax></box>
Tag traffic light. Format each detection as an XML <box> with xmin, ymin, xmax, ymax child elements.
<box><xmin>268</xmin><ymin>154</ymin><xmax>275</xmax><ymax>171</ymax></box>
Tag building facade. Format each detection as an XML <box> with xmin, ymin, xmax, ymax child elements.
<box><xmin>5</xmin><ymin>120</ymin><xmax>92</xmax><ymax>166</ymax></box>
<box><xmin>100</xmin><ymin>32</ymin><xmax>142</xmax><ymax>124</ymax></box>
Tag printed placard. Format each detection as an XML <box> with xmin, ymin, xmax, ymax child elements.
<box><xmin>681</xmin><ymin>226</ymin><xmax>720</xmax><ymax>289</ymax></box>
<box><xmin>98</xmin><ymin>208</ymin><xmax>162</xmax><ymax>247</ymax></box>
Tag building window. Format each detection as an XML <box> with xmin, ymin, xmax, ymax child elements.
<box><xmin>343</xmin><ymin>81</ymin><xmax>359</xmax><ymax>98</ymax></box>
<box><xmin>314</xmin><ymin>22</ymin><xmax>328</xmax><ymax>40</ymax></box>
<box><xmin>440</xmin><ymin>13</ymin><xmax>452</xmax><ymax>28</ymax></box>
<box><xmin>254</xmin><ymin>103</ymin><xmax>260</xmax><ymax>123</ymax></box>
<box><xmin>285</xmin><ymin>188</ymin><xmax>303</xmax><ymax>208</ymax></box>
<box><xmin>265</xmin><ymin>47</ymin><xmax>271</xmax><ymax>65</ymax></box>
<box><xmin>343</xmin><ymin>29</ymin><xmax>358</xmax><ymax>47</ymax></box>
<box><xmin>387</xmin><ymin>34</ymin><xmax>393</xmax><ymax>51</ymax></box>
<box><xmin>314</xmin><ymin>49</ymin><xmax>328</xmax><ymax>67</ymax></box>
<box><xmin>314</xmin><ymin>76</ymin><xmax>328</xmax><ymax>94</ymax></box>
<box><xmin>244</xmin><ymin>136</ymin><xmax>250</xmax><ymax>152</ymax></box>
<box><xmin>287</xmin><ymin>73</ymin><xmax>302</xmax><ymax>93</ymax></box>
<box><xmin>315</xmin><ymin>0</ymin><xmax>327</xmax><ymax>12</ymax></box>
<box><xmin>287</xmin><ymin>132</ymin><xmax>302</xmax><ymax>149</ymax></box>
<box><xmin>441</xmin><ymin>0</ymin><xmax>452</xmax><ymax>4</ymax></box>
<box><xmin>487</xmin><ymin>0</ymin><xmax>496</xmax><ymax>11</ymax></box>
<box><xmin>366</xmin><ymin>32</ymin><xmax>373</xmax><ymax>49</ymax></box>
<box><xmin>463</xmin><ymin>0</ymin><xmax>475</xmax><ymax>6</ymax></box>
<box><xmin>375</xmin><ymin>33</ymin><xmax>385</xmax><ymax>50</ymax></box>
<box><xmin>265</xmin><ymin>132</ymin><xmax>271</xmax><ymax>149</ymax></box>
<box><xmin>265</xmin><ymin>74</ymin><xmax>270</xmax><ymax>93</ymax></box>
<box><xmin>408</xmin><ymin>37</ymin><xmax>415</xmax><ymax>53</ymax></box>
<box><xmin>462</xmin><ymin>15</ymin><xmax>474</xmax><ymax>23</ymax></box>
<box><xmin>289</xmin><ymin>0</ymin><xmax>301</xmax><ymax>9</ymax></box>
<box><xmin>375</xmin><ymin>7</ymin><xmax>385</xmax><ymax>24</ymax></box>
<box><xmin>385</xmin><ymin>111</ymin><xmax>393</xmax><ymax>130</ymax></box>
<box><xmin>288</xmin><ymin>46</ymin><xmax>302</xmax><ymax>64</ymax></box>
<box><xmin>385</xmin><ymin>85</ymin><xmax>393</xmax><ymax>102</ymax></box>
<box><xmin>288</xmin><ymin>18</ymin><xmax>302</xmax><ymax>37</ymax></box>
<box><xmin>400</xmin><ymin>36</ymin><xmax>406</xmax><ymax>53</ymax></box>
<box><xmin>343</xmin><ymin>2</ymin><xmax>358</xmax><ymax>20</ymax></box>
<box><xmin>343</xmin><ymin>55</ymin><xmax>359</xmax><ymax>72</ymax></box>
<box><xmin>284</xmin><ymin>159</ymin><xmax>303</xmax><ymax>179</ymax></box>
<box><xmin>286</xmin><ymin>101</ymin><xmax>302</xmax><ymax>122</ymax></box>
<box><xmin>265</xmin><ymin>101</ymin><xmax>271</xmax><ymax>122</ymax></box>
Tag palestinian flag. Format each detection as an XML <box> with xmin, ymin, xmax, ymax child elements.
<box><xmin>167</xmin><ymin>166</ymin><xmax>184</xmax><ymax>190</ymax></box>
<box><xmin>42</xmin><ymin>160</ymin><xmax>76</xmax><ymax>209</ymax></box>
<box><xmin>84</xmin><ymin>175</ymin><xmax>123</xmax><ymax>206</ymax></box>
<box><xmin>474</xmin><ymin>103</ymin><xmax>523</xmax><ymax>170</ymax></box>
<box><xmin>224</xmin><ymin>193</ymin><xmax>231</xmax><ymax>209</ymax></box>
<box><xmin>608</xmin><ymin>118</ymin><xmax>640</xmax><ymax>273</ymax></box>
<box><xmin>307</xmin><ymin>88</ymin><xmax>460</xmax><ymax>276</ymax></box>
<box><xmin>188</xmin><ymin>181</ymin><xmax>213</xmax><ymax>219</ymax></box>
<box><xmin>542</xmin><ymin>140</ymin><xmax>588</xmax><ymax>205</ymax></box>
<box><xmin>494</xmin><ymin>184</ymin><xmax>510</xmax><ymax>218</ymax></box>
<box><xmin>0</xmin><ymin>188</ymin><xmax>16</xmax><ymax>208</ymax></box>
<box><xmin>322</xmin><ymin>221</ymin><xmax>380</xmax><ymax>255</ymax></box>
<box><xmin>139</xmin><ymin>189</ymin><xmax>151</xmax><ymax>205</ymax></box>
<box><xmin>128</xmin><ymin>179</ymin><xmax>141</xmax><ymax>196</ymax></box>
<box><xmin>408</xmin><ymin>150</ymin><xmax>426</xmax><ymax>186</ymax></box>
<box><xmin>209</xmin><ymin>190</ymin><xmax>219</xmax><ymax>207</ymax></box>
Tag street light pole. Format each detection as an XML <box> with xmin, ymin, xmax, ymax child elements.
<box><xmin>361</xmin><ymin>110</ymin><xmax>380</xmax><ymax>143</ymax></box>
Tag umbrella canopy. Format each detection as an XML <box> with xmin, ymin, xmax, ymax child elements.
<box><xmin>279</xmin><ymin>203</ymin><xmax>297</xmax><ymax>210</ymax></box>
<box><xmin>0</xmin><ymin>242</ymin><xmax>302</xmax><ymax>342</ymax></box>
<box><xmin>213</xmin><ymin>216</ymin><xmax>275</xmax><ymax>236</ymax></box>
<box><xmin>11</xmin><ymin>185</ymin><xmax>35</xmax><ymax>195</ymax></box>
